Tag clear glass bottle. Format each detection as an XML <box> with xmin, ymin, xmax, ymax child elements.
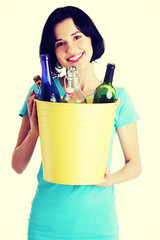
<box><xmin>37</xmin><ymin>54</ymin><xmax>61</xmax><ymax>102</ymax></box>
<box><xmin>62</xmin><ymin>66</ymin><xmax>87</xmax><ymax>103</ymax></box>
<box><xmin>93</xmin><ymin>63</ymin><xmax>117</xmax><ymax>103</ymax></box>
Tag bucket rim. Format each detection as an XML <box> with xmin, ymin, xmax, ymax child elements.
<box><xmin>35</xmin><ymin>98</ymin><xmax>120</xmax><ymax>106</ymax></box>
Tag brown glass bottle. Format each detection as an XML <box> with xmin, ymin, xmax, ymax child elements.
<box><xmin>33</xmin><ymin>75</ymin><xmax>41</xmax><ymax>89</ymax></box>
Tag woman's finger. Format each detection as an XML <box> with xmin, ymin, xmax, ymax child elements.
<box><xmin>32</xmin><ymin>101</ymin><xmax>38</xmax><ymax>119</ymax></box>
<box><xmin>29</xmin><ymin>89</ymin><xmax>35</xmax><ymax>97</ymax></box>
<box><xmin>27</xmin><ymin>94</ymin><xmax>36</xmax><ymax>117</ymax></box>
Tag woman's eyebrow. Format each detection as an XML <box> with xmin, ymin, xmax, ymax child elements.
<box><xmin>55</xmin><ymin>38</ymin><xmax>62</xmax><ymax>43</ymax></box>
<box><xmin>71</xmin><ymin>31</ymin><xmax>81</xmax><ymax>36</ymax></box>
<box><xmin>55</xmin><ymin>31</ymin><xmax>81</xmax><ymax>43</ymax></box>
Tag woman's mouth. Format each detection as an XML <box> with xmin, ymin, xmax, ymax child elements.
<box><xmin>67</xmin><ymin>52</ymin><xmax>84</xmax><ymax>63</ymax></box>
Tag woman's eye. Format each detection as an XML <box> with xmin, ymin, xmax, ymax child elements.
<box><xmin>74</xmin><ymin>35</ymin><xmax>81</xmax><ymax>40</ymax></box>
<box><xmin>55</xmin><ymin>42</ymin><xmax>64</xmax><ymax>48</ymax></box>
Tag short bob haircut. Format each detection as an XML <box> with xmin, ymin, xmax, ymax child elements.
<box><xmin>40</xmin><ymin>6</ymin><xmax>105</xmax><ymax>76</ymax></box>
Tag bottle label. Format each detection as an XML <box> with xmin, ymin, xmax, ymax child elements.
<box><xmin>106</xmin><ymin>90</ymin><xmax>113</xmax><ymax>99</ymax></box>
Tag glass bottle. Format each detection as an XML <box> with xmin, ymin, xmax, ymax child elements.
<box><xmin>37</xmin><ymin>54</ymin><xmax>61</xmax><ymax>102</ymax></box>
<box><xmin>93</xmin><ymin>63</ymin><xmax>117</xmax><ymax>103</ymax></box>
<box><xmin>33</xmin><ymin>75</ymin><xmax>41</xmax><ymax>89</ymax></box>
<box><xmin>62</xmin><ymin>66</ymin><xmax>87</xmax><ymax>103</ymax></box>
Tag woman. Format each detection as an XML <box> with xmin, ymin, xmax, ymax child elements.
<box><xmin>12</xmin><ymin>6</ymin><xmax>142</xmax><ymax>240</ymax></box>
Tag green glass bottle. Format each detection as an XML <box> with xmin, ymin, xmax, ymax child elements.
<box><xmin>93</xmin><ymin>63</ymin><xmax>117</xmax><ymax>103</ymax></box>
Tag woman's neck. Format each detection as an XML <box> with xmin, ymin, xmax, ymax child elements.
<box><xmin>78</xmin><ymin>63</ymin><xmax>102</xmax><ymax>96</ymax></box>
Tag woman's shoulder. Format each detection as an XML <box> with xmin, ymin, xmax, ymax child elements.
<box><xmin>115</xmin><ymin>86</ymin><xmax>134</xmax><ymax>110</ymax></box>
<box><xmin>115</xmin><ymin>87</ymin><xmax>128</xmax><ymax>99</ymax></box>
<box><xmin>115</xmin><ymin>87</ymin><xmax>135</xmax><ymax>105</ymax></box>
<box><xmin>114</xmin><ymin>87</ymin><xmax>140</xmax><ymax>127</ymax></box>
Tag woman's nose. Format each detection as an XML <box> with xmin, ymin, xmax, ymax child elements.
<box><xmin>66</xmin><ymin>42</ymin><xmax>76</xmax><ymax>54</ymax></box>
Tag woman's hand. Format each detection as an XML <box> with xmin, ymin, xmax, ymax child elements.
<box><xmin>27</xmin><ymin>90</ymin><xmax>39</xmax><ymax>138</ymax></box>
<box><xmin>93</xmin><ymin>123</ymin><xmax>142</xmax><ymax>186</ymax></box>
<box><xmin>92</xmin><ymin>168</ymin><xmax>111</xmax><ymax>187</ymax></box>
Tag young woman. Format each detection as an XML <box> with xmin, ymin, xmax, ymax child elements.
<box><xmin>12</xmin><ymin>6</ymin><xmax>142</xmax><ymax>240</ymax></box>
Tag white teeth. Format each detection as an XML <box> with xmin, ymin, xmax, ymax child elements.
<box><xmin>68</xmin><ymin>53</ymin><xmax>82</xmax><ymax>61</ymax></box>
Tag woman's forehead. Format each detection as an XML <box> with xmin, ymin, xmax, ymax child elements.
<box><xmin>54</xmin><ymin>18</ymin><xmax>80</xmax><ymax>39</ymax></box>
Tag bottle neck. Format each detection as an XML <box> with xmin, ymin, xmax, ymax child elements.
<box><xmin>65</xmin><ymin>78</ymin><xmax>79</xmax><ymax>95</ymax></box>
<box><xmin>73</xmin><ymin>76</ymin><xmax>81</xmax><ymax>91</ymax></box>
<box><xmin>65</xmin><ymin>73</ymin><xmax>81</xmax><ymax>94</ymax></box>
<box><xmin>104</xmin><ymin>64</ymin><xmax>115</xmax><ymax>84</ymax></box>
<box><xmin>104</xmin><ymin>70</ymin><xmax>114</xmax><ymax>84</ymax></box>
<box><xmin>40</xmin><ymin>55</ymin><xmax>52</xmax><ymax>85</ymax></box>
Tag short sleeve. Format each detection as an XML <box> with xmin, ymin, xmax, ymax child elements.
<box><xmin>19</xmin><ymin>84</ymin><xmax>38</xmax><ymax>117</ymax></box>
<box><xmin>114</xmin><ymin>88</ymin><xmax>140</xmax><ymax>128</ymax></box>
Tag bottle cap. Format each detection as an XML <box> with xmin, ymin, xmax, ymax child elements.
<box><xmin>33</xmin><ymin>75</ymin><xmax>41</xmax><ymax>81</ymax></box>
<box><xmin>107</xmin><ymin>63</ymin><xmax>115</xmax><ymax>70</ymax></box>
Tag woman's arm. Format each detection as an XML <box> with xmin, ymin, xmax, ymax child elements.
<box><xmin>94</xmin><ymin>122</ymin><xmax>142</xmax><ymax>187</ymax></box>
<box><xmin>12</xmin><ymin>90</ymin><xmax>39</xmax><ymax>174</ymax></box>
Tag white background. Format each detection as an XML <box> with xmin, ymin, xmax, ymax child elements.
<box><xmin>0</xmin><ymin>0</ymin><xmax>160</xmax><ymax>239</ymax></box>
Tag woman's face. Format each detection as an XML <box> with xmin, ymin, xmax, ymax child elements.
<box><xmin>54</xmin><ymin>18</ymin><xmax>93</xmax><ymax>71</ymax></box>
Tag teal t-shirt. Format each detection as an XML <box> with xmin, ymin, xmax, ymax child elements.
<box><xmin>19</xmin><ymin>78</ymin><xmax>139</xmax><ymax>240</ymax></box>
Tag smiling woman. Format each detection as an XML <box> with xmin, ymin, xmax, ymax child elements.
<box><xmin>40</xmin><ymin>6</ymin><xmax>104</xmax><ymax>76</ymax></box>
<box><xmin>12</xmin><ymin>5</ymin><xmax>141</xmax><ymax>240</ymax></box>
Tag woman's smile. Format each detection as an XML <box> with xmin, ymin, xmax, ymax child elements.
<box><xmin>67</xmin><ymin>52</ymin><xmax>84</xmax><ymax>63</ymax></box>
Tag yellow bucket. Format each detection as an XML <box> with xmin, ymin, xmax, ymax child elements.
<box><xmin>35</xmin><ymin>98</ymin><xmax>119</xmax><ymax>185</ymax></box>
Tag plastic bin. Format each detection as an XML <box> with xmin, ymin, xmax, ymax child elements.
<box><xmin>35</xmin><ymin>97</ymin><xmax>119</xmax><ymax>185</ymax></box>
